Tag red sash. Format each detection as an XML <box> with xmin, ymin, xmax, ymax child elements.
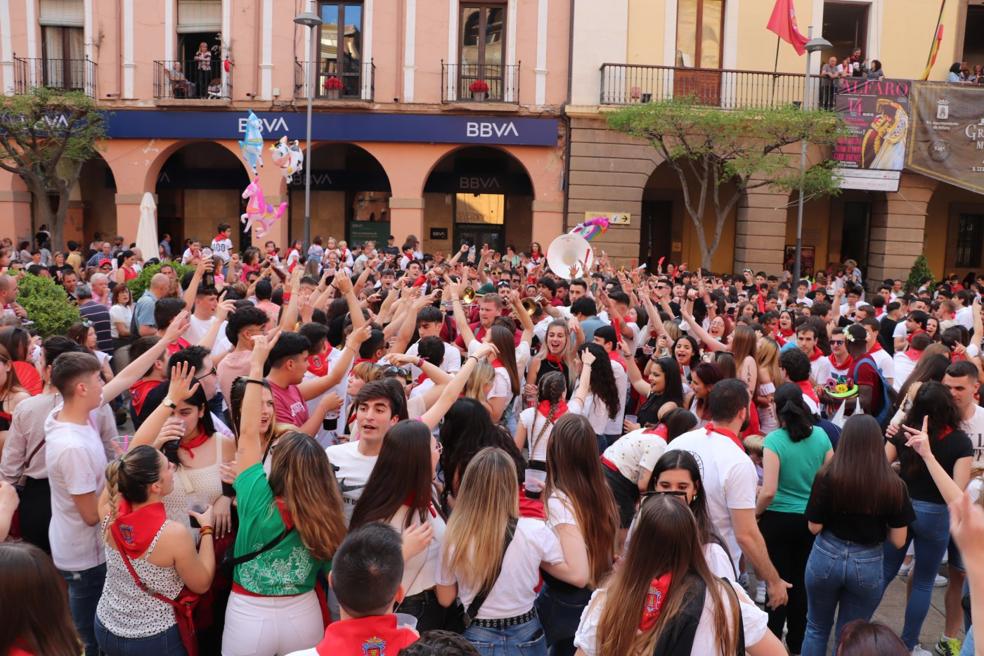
<box><xmin>705</xmin><ymin>422</ymin><xmax>744</xmax><ymax>451</ymax></box>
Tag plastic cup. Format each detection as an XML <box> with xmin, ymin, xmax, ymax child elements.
<box><xmin>395</xmin><ymin>613</ymin><xmax>418</xmax><ymax>630</ymax></box>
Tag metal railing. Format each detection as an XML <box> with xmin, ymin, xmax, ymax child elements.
<box><xmin>294</xmin><ymin>59</ymin><xmax>374</xmax><ymax>101</ymax></box>
<box><xmin>153</xmin><ymin>59</ymin><xmax>230</xmax><ymax>100</ymax></box>
<box><xmin>600</xmin><ymin>63</ymin><xmax>822</xmax><ymax>110</ymax></box>
<box><xmin>442</xmin><ymin>62</ymin><xmax>520</xmax><ymax>103</ymax></box>
<box><xmin>14</xmin><ymin>57</ymin><xmax>97</xmax><ymax>97</ymax></box>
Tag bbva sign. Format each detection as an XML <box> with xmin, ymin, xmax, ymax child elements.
<box><xmin>466</xmin><ymin>121</ymin><xmax>519</xmax><ymax>138</ymax></box>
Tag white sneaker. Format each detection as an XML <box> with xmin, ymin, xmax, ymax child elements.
<box><xmin>755</xmin><ymin>581</ymin><xmax>767</xmax><ymax>604</ymax></box>
<box><xmin>912</xmin><ymin>645</ymin><xmax>933</xmax><ymax>656</ymax></box>
<box><xmin>934</xmin><ymin>574</ymin><xmax>949</xmax><ymax>588</ymax></box>
<box><xmin>898</xmin><ymin>561</ymin><xmax>913</xmax><ymax>577</ymax></box>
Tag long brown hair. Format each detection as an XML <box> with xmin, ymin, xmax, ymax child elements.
<box><xmin>730</xmin><ymin>326</ymin><xmax>757</xmax><ymax>366</ymax></box>
<box><xmin>817</xmin><ymin>415</ymin><xmax>905</xmax><ymax>517</ymax></box>
<box><xmin>350</xmin><ymin>420</ymin><xmax>434</xmax><ymax>530</ymax></box>
<box><xmin>0</xmin><ymin>543</ymin><xmax>81</xmax><ymax>656</ymax></box>
<box><xmin>270</xmin><ymin>432</ymin><xmax>347</xmax><ymax>561</ymax></box>
<box><xmin>595</xmin><ymin>496</ymin><xmax>738</xmax><ymax>655</ymax></box>
<box><xmin>0</xmin><ymin>343</ymin><xmax>23</xmax><ymax>401</ymax></box>
<box><xmin>545</xmin><ymin>415</ymin><xmax>618</xmax><ymax>587</ymax></box>
<box><xmin>442</xmin><ymin>447</ymin><xmax>519</xmax><ymax>591</ymax></box>
<box><xmin>489</xmin><ymin>324</ymin><xmax>520</xmax><ymax>395</ymax></box>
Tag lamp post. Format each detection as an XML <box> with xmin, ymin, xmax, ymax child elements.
<box><xmin>793</xmin><ymin>27</ymin><xmax>833</xmax><ymax>285</ymax></box>
<box><xmin>294</xmin><ymin>8</ymin><xmax>322</xmax><ymax>250</ymax></box>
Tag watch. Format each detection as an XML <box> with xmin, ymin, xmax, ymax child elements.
<box><xmin>162</xmin><ymin>397</ymin><xmax>177</xmax><ymax>409</ymax></box>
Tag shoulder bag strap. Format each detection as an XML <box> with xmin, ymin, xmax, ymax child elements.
<box><xmin>228</xmin><ymin>527</ymin><xmax>293</xmax><ymax>568</ymax></box>
<box><xmin>22</xmin><ymin>437</ymin><xmax>46</xmax><ymax>471</ymax></box>
<box><xmin>466</xmin><ymin>517</ymin><xmax>518</xmax><ymax>620</ymax></box>
<box><xmin>111</xmin><ymin>531</ymin><xmax>183</xmax><ymax>611</ymax></box>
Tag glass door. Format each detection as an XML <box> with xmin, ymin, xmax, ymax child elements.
<box><xmin>459</xmin><ymin>4</ymin><xmax>505</xmax><ymax>100</ymax></box>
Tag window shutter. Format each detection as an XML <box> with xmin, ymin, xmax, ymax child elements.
<box><xmin>177</xmin><ymin>0</ymin><xmax>222</xmax><ymax>33</ymax></box>
<box><xmin>39</xmin><ymin>0</ymin><xmax>84</xmax><ymax>27</ymax></box>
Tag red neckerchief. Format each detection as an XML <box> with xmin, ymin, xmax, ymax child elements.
<box><xmin>830</xmin><ymin>352</ymin><xmax>854</xmax><ymax>371</ymax></box>
<box><xmin>274</xmin><ymin>497</ymin><xmax>294</xmax><ymax>530</ymax></box>
<box><xmin>705</xmin><ymin>422</ymin><xmax>744</xmax><ymax>451</ymax></box>
<box><xmin>904</xmin><ymin>348</ymin><xmax>922</xmax><ymax>362</ymax></box>
<box><xmin>545</xmin><ymin>352</ymin><xmax>564</xmax><ymax>365</ymax></box>
<box><xmin>129</xmin><ymin>378</ymin><xmax>161</xmax><ymax>416</ymax></box>
<box><xmin>797</xmin><ymin>380</ymin><xmax>820</xmax><ymax>404</ymax></box>
<box><xmin>938</xmin><ymin>426</ymin><xmax>954</xmax><ymax>441</ymax></box>
<box><xmin>608</xmin><ymin>349</ymin><xmax>627</xmax><ymax>369</ymax></box>
<box><xmin>868</xmin><ymin>342</ymin><xmax>883</xmax><ymax>354</ymax></box>
<box><xmin>214</xmin><ymin>234</ymin><xmax>226</xmax><ymax>242</ymax></box>
<box><xmin>779</xmin><ymin>327</ymin><xmax>795</xmax><ymax>339</ymax></box>
<box><xmin>314</xmin><ymin>615</ymin><xmax>418</xmax><ymax>656</ymax></box>
<box><xmin>953</xmin><ymin>351</ymin><xmax>967</xmax><ymax>362</ymax></box>
<box><xmin>808</xmin><ymin>346</ymin><xmax>824</xmax><ymax>362</ymax></box>
<box><xmin>307</xmin><ymin>353</ymin><xmax>328</xmax><ymax>377</ymax></box>
<box><xmin>491</xmin><ymin>358</ymin><xmax>505</xmax><ymax>369</ymax></box>
<box><xmin>639</xmin><ymin>573</ymin><xmax>673</xmax><ymax>631</ymax></box>
<box><xmin>110</xmin><ymin>499</ymin><xmax>167</xmax><ymax>559</ymax></box>
<box><xmin>353</xmin><ymin>357</ymin><xmax>375</xmax><ymax>366</ymax></box>
<box><xmin>179</xmin><ymin>427</ymin><xmax>210</xmax><ymax>459</ymax></box>
<box><xmin>474</xmin><ymin>325</ymin><xmax>487</xmax><ymax>343</ymax></box>
<box><xmin>415</xmin><ymin>372</ymin><xmax>428</xmax><ymax>387</ymax></box>
<box><xmin>644</xmin><ymin>425</ymin><xmax>669</xmax><ymax>440</ymax></box>
<box><xmin>907</xmin><ymin>329</ymin><xmax>926</xmax><ymax>344</ymax></box>
<box><xmin>537</xmin><ymin>399</ymin><xmax>568</xmax><ymax>422</ymax></box>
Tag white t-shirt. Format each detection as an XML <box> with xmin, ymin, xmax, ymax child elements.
<box><xmin>962</xmin><ymin>405</ymin><xmax>984</xmax><ymax>466</ymax></box>
<box><xmin>869</xmin><ymin>348</ymin><xmax>894</xmax><ymax>384</ymax></box>
<box><xmin>574</xmin><ymin>579</ymin><xmax>768</xmax><ymax>656</ymax></box>
<box><xmin>569</xmin><ymin>393</ymin><xmax>616</xmax><ymax>435</ymax></box>
<box><xmin>436</xmin><ymin>517</ymin><xmax>563</xmax><ymax>620</ymax></box>
<box><xmin>324</xmin><ymin>440</ymin><xmax>378</xmax><ymax>525</ymax></box>
<box><xmin>45</xmin><ymin>409</ymin><xmax>109</xmax><ymax>571</ymax></box>
<box><xmin>304</xmin><ymin>347</ymin><xmax>350</xmax><ymax>447</ymax></box>
<box><xmin>109</xmin><ymin>304</ymin><xmax>133</xmax><ymax>340</ymax></box>
<box><xmin>605</xmin><ymin>361</ymin><xmax>629</xmax><ymax>436</ymax></box>
<box><xmin>184</xmin><ymin>315</ymin><xmax>232</xmax><ymax>358</ymax></box>
<box><xmin>892</xmin><ymin>351</ymin><xmax>919</xmax><ymax>391</ymax></box>
<box><xmin>809</xmin><ymin>355</ymin><xmax>832</xmax><ymax>388</ymax></box>
<box><xmin>601</xmin><ymin>428</ymin><xmax>667</xmax><ymax>483</ymax></box>
<box><xmin>956</xmin><ymin>305</ymin><xmax>974</xmax><ymax>331</ymax></box>
<box><xmin>391</xmin><ymin>505</ymin><xmax>446</xmax><ymax>597</ymax></box>
<box><xmin>210</xmin><ymin>236</ymin><xmax>233</xmax><ymax>262</ymax></box>
<box><xmin>666</xmin><ymin>427</ymin><xmax>757</xmax><ymax>570</ymax></box>
<box><xmin>518</xmin><ymin>407</ymin><xmax>557</xmax><ymax>463</ymax></box>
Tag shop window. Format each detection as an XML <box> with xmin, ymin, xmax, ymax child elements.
<box><xmin>459</xmin><ymin>3</ymin><xmax>506</xmax><ymax>98</ymax></box>
<box><xmin>455</xmin><ymin>193</ymin><xmax>504</xmax><ymax>225</ymax></box>
<box><xmin>318</xmin><ymin>1</ymin><xmax>363</xmax><ymax>98</ymax></box>
<box><xmin>676</xmin><ymin>0</ymin><xmax>724</xmax><ymax>69</ymax></box>
<box><xmin>955</xmin><ymin>214</ymin><xmax>984</xmax><ymax>268</ymax></box>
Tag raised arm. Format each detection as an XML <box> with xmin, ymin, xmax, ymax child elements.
<box><xmin>903</xmin><ymin>418</ymin><xmax>971</xmax><ymax>504</ymax></box>
<box><xmin>129</xmin><ymin>363</ymin><xmax>200</xmax><ymax>451</ymax></box>
<box><xmin>509</xmin><ymin>290</ymin><xmax>535</xmax><ymax>345</ymax></box>
<box><xmin>278</xmin><ymin>267</ymin><xmax>304</xmax><ymax>331</ymax></box>
<box><xmin>102</xmin><ymin>311</ymin><xmax>190</xmax><ymax>403</ymax></box>
<box><xmin>447</xmin><ymin>277</ymin><xmax>477</xmax><ymax>349</ymax></box>
<box><xmin>236</xmin><ymin>329</ymin><xmax>281</xmax><ymax>473</ymax></box>
<box><xmin>334</xmin><ymin>272</ymin><xmax>366</xmax><ymax>331</ymax></box>
<box><xmin>620</xmin><ymin>340</ymin><xmax>652</xmax><ymax>397</ymax></box>
<box><xmin>680</xmin><ymin>300</ymin><xmax>726</xmax><ymax>352</ymax></box>
<box><xmin>297</xmin><ymin>324</ymin><xmax>370</xmax><ymax>401</ymax></box>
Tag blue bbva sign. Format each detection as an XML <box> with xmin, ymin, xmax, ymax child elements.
<box><xmin>101</xmin><ymin>110</ymin><xmax>559</xmax><ymax>147</ymax></box>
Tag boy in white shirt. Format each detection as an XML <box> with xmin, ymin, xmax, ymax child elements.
<box><xmin>210</xmin><ymin>223</ymin><xmax>233</xmax><ymax>263</ymax></box>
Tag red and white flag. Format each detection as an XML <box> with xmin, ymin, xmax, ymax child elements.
<box><xmin>767</xmin><ymin>0</ymin><xmax>809</xmax><ymax>56</ymax></box>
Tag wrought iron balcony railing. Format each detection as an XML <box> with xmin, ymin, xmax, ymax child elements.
<box><xmin>294</xmin><ymin>59</ymin><xmax>375</xmax><ymax>101</ymax></box>
<box><xmin>14</xmin><ymin>56</ymin><xmax>96</xmax><ymax>97</ymax></box>
<box><xmin>442</xmin><ymin>62</ymin><xmax>520</xmax><ymax>103</ymax></box>
<box><xmin>153</xmin><ymin>59</ymin><xmax>230</xmax><ymax>100</ymax></box>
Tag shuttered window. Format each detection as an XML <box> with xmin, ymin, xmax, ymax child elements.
<box><xmin>39</xmin><ymin>0</ymin><xmax>84</xmax><ymax>27</ymax></box>
<box><xmin>178</xmin><ymin>0</ymin><xmax>221</xmax><ymax>33</ymax></box>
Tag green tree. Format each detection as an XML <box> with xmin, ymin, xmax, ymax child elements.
<box><xmin>607</xmin><ymin>98</ymin><xmax>845</xmax><ymax>270</ymax></box>
<box><xmin>0</xmin><ymin>87</ymin><xmax>105</xmax><ymax>251</ymax></box>
<box><xmin>905</xmin><ymin>254</ymin><xmax>934</xmax><ymax>293</ymax></box>
<box><xmin>16</xmin><ymin>273</ymin><xmax>82</xmax><ymax>338</ymax></box>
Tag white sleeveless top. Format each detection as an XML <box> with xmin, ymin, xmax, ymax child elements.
<box><xmin>96</xmin><ymin>520</ymin><xmax>185</xmax><ymax>638</ymax></box>
<box><xmin>163</xmin><ymin>435</ymin><xmax>224</xmax><ymax>535</ymax></box>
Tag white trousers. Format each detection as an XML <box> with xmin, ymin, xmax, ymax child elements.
<box><xmin>221</xmin><ymin>590</ymin><xmax>324</xmax><ymax>656</ymax></box>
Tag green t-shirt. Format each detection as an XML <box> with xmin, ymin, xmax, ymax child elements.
<box><xmin>232</xmin><ymin>462</ymin><xmax>330</xmax><ymax>595</ymax></box>
<box><xmin>764</xmin><ymin>426</ymin><xmax>831</xmax><ymax>514</ymax></box>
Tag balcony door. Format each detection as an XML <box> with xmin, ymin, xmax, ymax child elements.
<box><xmin>674</xmin><ymin>0</ymin><xmax>724</xmax><ymax>104</ymax></box>
<box><xmin>459</xmin><ymin>3</ymin><xmax>506</xmax><ymax>100</ymax></box>
<box><xmin>40</xmin><ymin>0</ymin><xmax>85</xmax><ymax>91</ymax></box>
<box><xmin>318</xmin><ymin>2</ymin><xmax>364</xmax><ymax>98</ymax></box>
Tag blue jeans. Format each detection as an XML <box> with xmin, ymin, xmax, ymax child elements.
<box><xmin>535</xmin><ymin>581</ymin><xmax>592</xmax><ymax>656</ymax></box>
<box><xmin>882</xmin><ymin>498</ymin><xmax>950</xmax><ymax>650</ymax></box>
<box><xmin>59</xmin><ymin>563</ymin><xmax>106</xmax><ymax>656</ymax></box>
<box><xmin>95</xmin><ymin>614</ymin><xmax>187</xmax><ymax>656</ymax></box>
<box><xmin>801</xmin><ymin>532</ymin><xmax>884</xmax><ymax>656</ymax></box>
<box><xmin>960</xmin><ymin>627</ymin><xmax>975</xmax><ymax>656</ymax></box>
<box><xmin>463</xmin><ymin>616</ymin><xmax>547</xmax><ymax>656</ymax></box>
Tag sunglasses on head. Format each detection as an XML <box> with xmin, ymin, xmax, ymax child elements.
<box><xmin>642</xmin><ymin>489</ymin><xmax>689</xmax><ymax>501</ymax></box>
<box><xmin>382</xmin><ymin>366</ymin><xmax>413</xmax><ymax>384</ymax></box>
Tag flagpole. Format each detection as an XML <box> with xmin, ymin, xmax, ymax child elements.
<box><xmin>772</xmin><ymin>34</ymin><xmax>781</xmax><ymax>101</ymax></box>
<box><xmin>923</xmin><ymin>0</ymin><xmax>946</xmax><ymax>79</ymax></box>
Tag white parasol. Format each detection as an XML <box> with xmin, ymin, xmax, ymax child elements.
<box><xmin>136</xmin><ymin>192</ymin><xmax>159</xmax><ymax>261</ymax></box>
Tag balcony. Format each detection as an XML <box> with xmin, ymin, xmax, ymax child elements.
<box><xmin>14</xmin><ymin>57</ymin><xmax>96</xmax><ymax>97</ymax></box>
<box><xmin>153</xmin><ymin>59</ymin><xmax>230</xmax><ymax>101</ymax></box>
<box><xmin>442</xmin><ymin>62</ymin><xmax>520</xmax><ymax>104</ymax></box>
<box><xmin>294</xmin><ymin>60</ymin><xmax>375</xmax><ymax>102</ymax></box>
<box><xmin>600</xmin><ymin>63</ymin><xmax>818</xmax><ymax>111</ymax></box>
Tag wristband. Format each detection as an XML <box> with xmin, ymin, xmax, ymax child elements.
<box><xmin>199</xmin><ymin>526</ymin><xmax>214</xmax><ymax>537</ymax></box>
<box><xmin>244</xmin><ymin>378</ymin><xmax>265</xmax><ymax>386</ymax></box>
<box><xmin>468</xmin><ymin>355</ymin><xmax>479</xmax><ymax>362</ymax></box>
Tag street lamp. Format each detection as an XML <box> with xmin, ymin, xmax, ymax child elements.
<box><xmin>294</xmin><ymin>9</ymin><xmax>322</xmax><ymax>250</ymax></box>
<box><xmin>792</xmin><ymin>28</ymin><xmax>833</xmax><ymax>286</ymax></box>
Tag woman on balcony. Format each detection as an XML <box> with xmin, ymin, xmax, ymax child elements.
<box><xmin>194</xmin><ymin>43</ymin><xmax>212</xmax><ymax>99</ymax></box>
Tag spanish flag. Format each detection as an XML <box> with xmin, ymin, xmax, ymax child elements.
<box><xmin>920</xmin><ymin>0</ymin><xmax>946</xmax><ymax>81</ymax></box>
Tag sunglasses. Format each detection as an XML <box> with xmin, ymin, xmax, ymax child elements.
<box><xmin>829</xmin><ymin>339</ymin><xmax>845</xmax><ymax>345</ymax></box>
<box><xmin>642</xmin><ymin>489</ymin><xmax>689</xmax><ymax>501</ymax></box>
<box><xmin>382</xmin><ymin>366</ymin><xmax>413</xmax><ymax>384</ymax></box>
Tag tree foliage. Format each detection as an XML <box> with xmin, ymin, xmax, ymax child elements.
<box><xmin>0</xmin><ymin>87</ymin><xmax>105</xmax><ymax>251</ymax></box>
<box><xmin>16</xmin><ymin>273</ymin><xmax>82</xmax><ymax>338</ymax></box>
<box><xmin>607</xmin><ymin>97</ymin><xmax>846</xmax><ymax>269</ymax></box>
<box><xmin>127</xmin><ymin>261</ymin><xmax>194</xmax><ymax>300</ymax></box>
<box><xmin>905</xmin><ymin>254</ymin><xmax>934</xmax><ymax>293</ymax></box>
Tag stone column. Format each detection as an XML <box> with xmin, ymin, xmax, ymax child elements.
<box><xmin>115</xmin><ymin>193</ymin><xmax>144</xmax><ymax>246</ymax></box>
<box><xmin>866</xmin><ymin>173</ymin><xmax>936</xmax><ymax>288</ymax></box>
<box><xmin>0</xmin><ymin>170</ymin><xmax>34</xmax><ymax>245</ymax></box>
<box><xmin>389</xmin><ymin>197</ymin><xmax>425</xmax><ymax>247</ymax></box>
<box><xmin>531</xmin><ymin>200</ymin><xmax>564</xmax><ymax>255</ymax></box>
<box><xmin>733</xmin><ymin>187</ymin><xmax>790</xmax><ymax>274</ymax></box>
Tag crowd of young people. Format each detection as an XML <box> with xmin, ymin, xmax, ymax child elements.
<box><xmin>1</xmin><ymin>228</ymin><xmax>984</xmax><ymax>656</ymax></box>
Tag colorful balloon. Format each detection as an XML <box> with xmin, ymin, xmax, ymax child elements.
<box><xmin>241</xmin><ymin>177</ymin><xmax>287</xmax><ymax>237</ymax></box>
<box><xmin>270</xmin><ymin>136</ymin><xmax>304</xmax><ymax>183</ymax></box>
<box><xmin>569</xmin><ymin>216</ymin><xmax>609</xmax><ymax>242</ymax></box>
<box><xmin>238</xmin><ymin>111</ymin><xmax>264</xmax><ymax>175</ymax></box>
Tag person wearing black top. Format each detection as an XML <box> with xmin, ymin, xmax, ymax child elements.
<box><xmin>801</xmin><ymin>415</ymin><xmax>914</xmax><ymax>656</ymax></box>
<box><xmin>881</xmin><ymin>382</ymin><xmax>973</xmax><ymax>653</ymax></box>
<box><xmin>622</xmin><ymin>354</ymin><xmax>684</xmax><ymax>431</ymax></box>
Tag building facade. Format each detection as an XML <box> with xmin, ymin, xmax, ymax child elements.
<box><xmin>567</xmin><ymin>0</ymin><xmax>984</xmax><ymax>283</ymax></box>
<box><xmin>0</xmin><ymin>0</ymin><xmax>570</xmax><ymax>255</ymax></box>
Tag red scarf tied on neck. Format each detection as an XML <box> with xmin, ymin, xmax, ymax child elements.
<box><xmin>307</xmin><ymin>353</ymin><xmax>328</xmax><ymax>377</ymax></box>
<box><xmin>705</xmin><ymin>422</ymin><xmax>745</xmax><ymax>451</ymax></box>
<box><xmin>537</xmin><ymin>399</ymin><xmax>568</xmax><ymax>422</ymax></box>
<box><xmin>179</xmin><ymin>428</ymin><xmax>210</xmax><ymax>459</ymax></box>
<box><xmin>545</xmin><ymin>352</ymin><xmax>564</xmax><ymax>365</ymax></box>
<box><xmin>639</xmin><ymin>573</ymin><xmax>673</xmax><ymax>631</ymax></box>
<box><xmin>111</xmin><ymin>499</ymin><xmax>168</xmax><ymax>559</ymax></box>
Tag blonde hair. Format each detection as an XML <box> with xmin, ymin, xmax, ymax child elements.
<box><xmin>351</xmin><ymin>361</ymin><xmax>384</xmax><ymax>383</ymax></box>
<box><xmin>742</xmin><ymin>434</ymin><xmax>765</xmax><ymax>457</ymax></box>
<box><xmin>462</xmin><ymin>361</ymin><xmax>495</xmax><ymax>403</ymax></box>
<box><xmin>755</xmin><ymin>338</ymin><xmax>783</xmax><ymax>387</ymax></box>
<box><xmin>442</xmin><ymin>447</ymin><xmax>519</xmax><ymax>591</ymax></box>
